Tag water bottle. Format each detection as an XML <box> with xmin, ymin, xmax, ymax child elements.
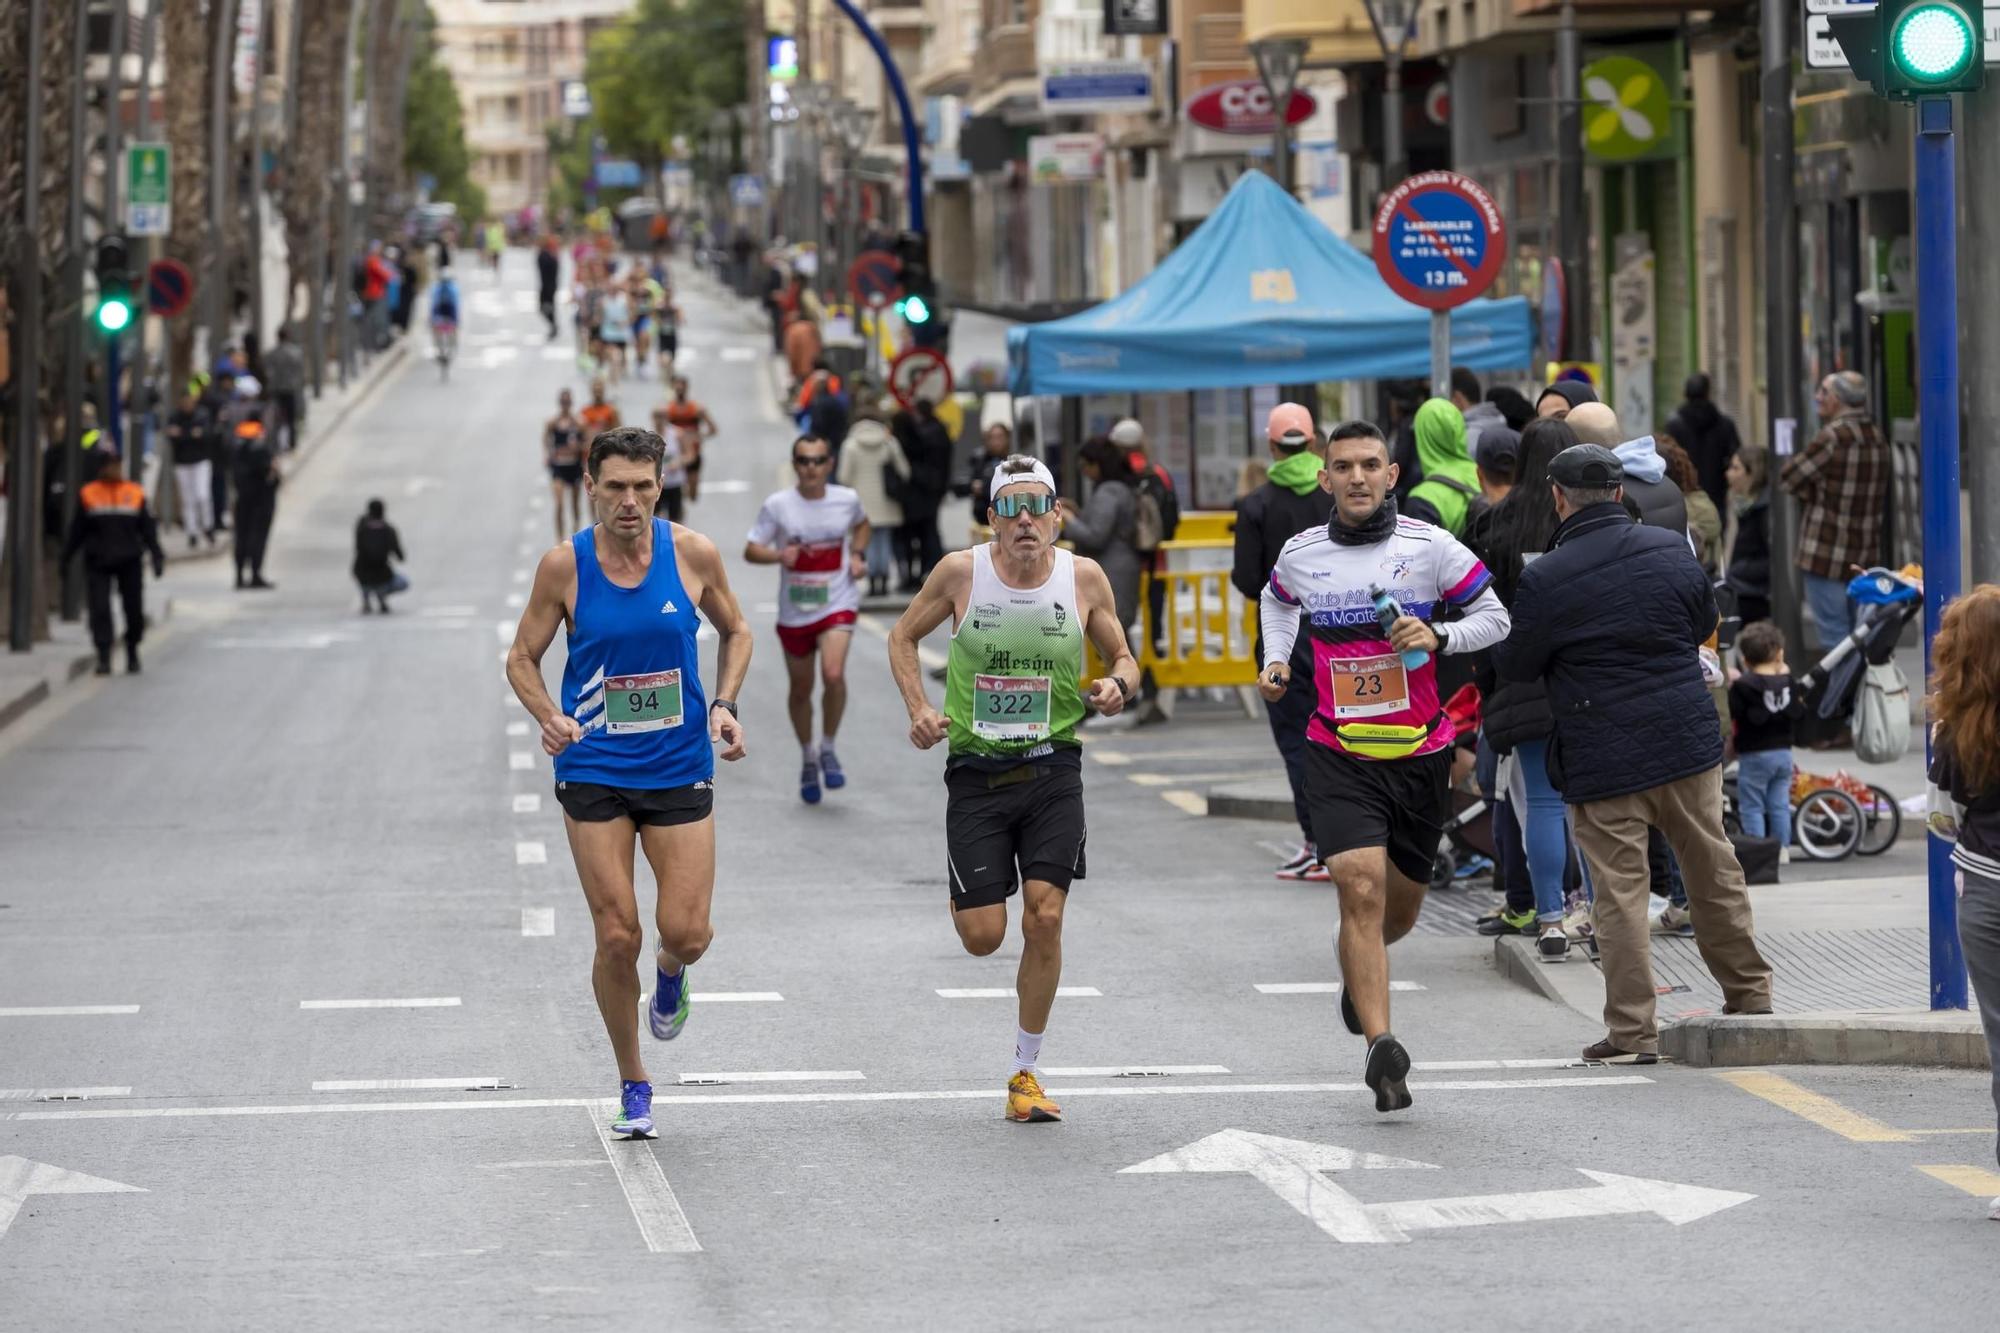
<box><xmin>1370</xmin><ymin>584</ymin><xmax>1430</xmax><ymax>671</ymax></box>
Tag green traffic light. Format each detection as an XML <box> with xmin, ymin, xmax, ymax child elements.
<box><xmin>1892</xmin><ymin>2</ymin><xmax>1977</xmax><ymax>83</ymax></box>
<box><xmin>902</xmin><ymin>293</ymin><xmax>932</xmax><ymax>326</ymax></box>
<box><xmin>96</xmin><ymin>298</ymin><xmax>133</xmax><ymax>333</ymax></box>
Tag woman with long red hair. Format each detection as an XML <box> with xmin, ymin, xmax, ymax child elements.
<box><xmin>1927</xmin><ymin>582</ymin><xmax>2000</xmax><ymax>1220</ymax></box>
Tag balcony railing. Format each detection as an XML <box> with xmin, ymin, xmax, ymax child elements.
<box><xmin>1036</xmin><ymin>10</ymin><xmax>1102</xmax><ymax>63</ymax></box>
<box><xmin>972</xmin><ymin>24</ymin><xmax>1036</xmax><ymax>96</ymax></box>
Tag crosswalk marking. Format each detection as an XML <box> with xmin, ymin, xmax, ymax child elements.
<box><xmin>312</xmin><ymin>1078</ymin><xmax>506</xmax><ymax>1092</ymax></box>
<box><xmin>0</xmin><ymin>1087</ymin><xmax>131</xmax><ymax>1101</ymax></box>
<box><xmin>589</xmin><ymin>1104</ymin><xmax>702</xmax><ymax>1253</ymax></box>
<box><xmin>0</xmin><ymin>1005</ymin><xmax>140</xmax><ymax>1017</ymax></box>
<box><xmin>675</xmin><ymin>1071</ymin><xmax>865</xmax><ymax>1085</ymax></box>
<box><xmin>299</xmin><ymin>997</ymin><xmax>462</xmax><ymax>1010</ymax></box>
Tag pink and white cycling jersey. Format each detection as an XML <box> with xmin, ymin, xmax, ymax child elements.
<box><xmin>1260</xmin><ymin>515</ymin><xmax>1508</xmax><ymax>760</ymax></box>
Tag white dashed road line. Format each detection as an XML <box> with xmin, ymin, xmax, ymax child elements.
<box><xmin>299</xmin><ymin>997</ymin><xmax>463</xmax><ymax>1010</ymax></box>
<box><xmin>0</xmin><ymin>1005</ymin><xmax>140</xmax><ymax>1017</ymax></box>
<box><xmin>512</xmin><ymin>793</ymin><xmax>542</xmax><ymax>813</ymax></box>
<box><xmin>0</xmin><ymin>1087</ymin><xmax>132</xmax><ymax>1100</ymax></box>
<box><xmin>506</xmin><ymin>721</ymin><xmax>531</xmax><ymax>737</ymax></box>
<box><xmin>521</xmin><ymin>907</ymin><xmax>555</xmax><ymax>937</ymax></box>
<box><xmin>935</xmin><ymin>987</ymin><xmax>1103</xmax><ymax>999</ymax></box>
<box><xmin>1038</xmin><ymin>1066</ymin><xmax>1229</xmax><ymax>1078</ymax></box>
<box><xmin>589</xmin><ymin>1104</ymin><xmax>703</xmax><ymax>1253</ymax></box>
<box><xmin>674</xmin><ymin>1071</ymin><xmax>865</xmax><ymax>1085</ymax></box>
<box><xmin>312</xmin><ymin>1078</ymin><xmax>506</xmax><ymax>1092</ymax></box>
<box><xmin>510</xmin><ymin>751</ymin><xmax>537</xmax><ymax>770</ymax></box>
<box><xmin>515</xmin><ymin>840</ymin><xmax>547</xmax><ymax>865</ymax></box>
<box><xmin>1255</xmin><ymin>982</ymin><xmax>1426</xmax><ymax>995</ymax></box>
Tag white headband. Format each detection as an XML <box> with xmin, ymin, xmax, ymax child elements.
<box><xmin>992</xmin><ymin>459</ymin><xmax>1058</xmax><ymax>497</ymax></box>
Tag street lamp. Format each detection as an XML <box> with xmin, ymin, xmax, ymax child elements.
<box><xmin>831</xmin><ymin>101</ymin><xmax>878</xmax><ymax>290</ymax></box>
<box><xmin>1360</xmin><ymin>0</ymin><xmax>1416</xmax><ymax>185</ymax></box>
<box><xmin>1249</xmin><ymin>37</ymin><xmax>1309</xmax><ymax>194</ymax></box>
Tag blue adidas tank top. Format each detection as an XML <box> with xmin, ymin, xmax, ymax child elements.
<box><xmin>555</xmin><ymin>518</ymin><xmax>712</xmax><ymax>790</ymax></box>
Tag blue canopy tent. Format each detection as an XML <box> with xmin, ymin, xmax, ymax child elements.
<box><xmin>1005</xmin><ymin>171</ymin><xmax>1534</xmax><ymax>397</ymax></box>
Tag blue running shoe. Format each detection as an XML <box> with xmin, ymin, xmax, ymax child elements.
<box><xmin>820</xmin><ymin>745</ymin><xmax>846</xmax><ymax>790</ymax></box>
<box><xmin>800</xmin><ymin>759</ymin><xmax>822</xmax><ymax>804</ymax></box>
<box><xmin>613</xmin><ymin>1079</ymin><xmax>654</xmax><ymax>1138</ymax></box>
<box><xmin>650</xmin><ymin>962</ymin><xmax>690</xmax><ymax>1040</ymax></box>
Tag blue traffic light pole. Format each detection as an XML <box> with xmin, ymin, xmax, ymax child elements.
<box><xmin>829</xmin><ymin>0</ymin><xmax>925</xmax><ymax>236</ymax></box>
<box><xmin>1914</xmin><ymin>94</ymin><xmax>1969</xmax><ymax>1009</ymax></box>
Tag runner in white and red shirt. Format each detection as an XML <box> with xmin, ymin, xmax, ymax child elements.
<box><xmin>745</xmin><ymin>433</ymin><xmax>872</xmax><ymax>803</ymax></box>
<box><xmin>1258</xmin><ymin>419</ymin><xmax>1509</xmax><ymax>1116</ymax></box>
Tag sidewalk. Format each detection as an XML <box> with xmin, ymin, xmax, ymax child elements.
<box><xmin>0</xmin><ymin>342</ymin><xmax>409</xmax><ymax>735</ymax></box>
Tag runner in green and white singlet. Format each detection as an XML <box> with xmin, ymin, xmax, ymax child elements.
<box><xmin>889</xmin><ymin>455</ymin><xmax>1140</xmax><ymax>1125</ymax></box>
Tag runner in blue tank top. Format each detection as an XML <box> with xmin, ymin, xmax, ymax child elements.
<box><xmin>507</xmin><ymin>426</ymin><xmax>754</xmax><ymax>1140</ymax></box>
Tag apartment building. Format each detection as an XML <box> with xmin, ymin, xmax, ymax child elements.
<box><xmin>431</xmin><ymin>0</ymin><xmax>634</xmax><ymax>217</ymax></box>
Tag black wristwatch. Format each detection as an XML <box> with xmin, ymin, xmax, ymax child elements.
<box><xmin>1431</xmin><ymin>625</ymin><xmax>1450</xmax><ymax>656</ymax></box>
<box><xmin>1114</xmin><ymin>675</ymin><xmax>1134</xmax><ymax>700</ymax></box>
<box><xmin>710</xmin><ymin>698</ymin><xmax>739</xmax><ymax>719</ymax></box>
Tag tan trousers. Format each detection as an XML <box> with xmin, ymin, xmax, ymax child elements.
<box><xmin>1570</xmin><ymin>765</ymin><xmax>1775</xmax><ymax>1053</ymax></box>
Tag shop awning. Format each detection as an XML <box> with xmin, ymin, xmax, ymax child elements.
<box><xmin>1005</xmin><ymin>171</ymin><xmax>1535</xmax><ymax>398</ymax></box>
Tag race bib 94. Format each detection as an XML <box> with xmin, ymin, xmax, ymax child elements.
<box><xmin>605</xmin><ymin>669</ymin><xmax>684</xmax><ymax>733</ymax></box>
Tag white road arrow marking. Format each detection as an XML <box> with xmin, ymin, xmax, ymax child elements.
<box><xmin>0</xmin><ymin>1156</ymin><xmax>145</xmax><ymax>1240</ymax></box>
<box><xmin>1121</xmin><ymin>1129</ymin><xmax>1438</xmax><ymax>1244</ymax></box>
<box><xmin>1120</xmin><ymin>1131</ymin><xmax>1753</xmax><ymax>1244</ymax></box>
<box><xmin>1363</xmin><ymin>1169</ymin><xmax>1756</xmax><ymax>1238</ymax></box>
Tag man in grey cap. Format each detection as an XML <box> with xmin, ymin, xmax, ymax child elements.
<box><xmin>1496</xmin><ymin>444</ymin><xmax>1773</xmax><ymax>1064</ymax></box>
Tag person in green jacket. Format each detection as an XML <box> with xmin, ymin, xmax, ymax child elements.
<box><xmin>1404</xmin><ymin>398</ymin><xmax>1482</xmax><ymax>537</ymax></box>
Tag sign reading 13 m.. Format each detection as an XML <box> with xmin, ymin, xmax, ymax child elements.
<box><xmin>1370</xmin><ymin>170</ymin><xmax>1508</xmax><ymax>311</ymax></box>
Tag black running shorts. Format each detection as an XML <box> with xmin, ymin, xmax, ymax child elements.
<box><xmin>555</xmin><ymin>780</ymin><xmax>713</xmax><ymax>827</ymax></box>
<box><xmin>1304</xmin><ymin>743</ymin><xmax>1451</xmax><ymax>885</ymax></box>
<box><xmin>944</xmin><ymin>764</ymin><xmax>1087</xmax><ymax>910</ymax></box>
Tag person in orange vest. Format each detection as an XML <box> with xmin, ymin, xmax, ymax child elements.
<box><xmin>61</xmin><ymin>449</ymin><xmax>165</xmax><ymax>675</ymax></box>
<box><xmin>232</xmin><ymin>412</ymin><xmax>280</xmax><ymax>590</ymax></box>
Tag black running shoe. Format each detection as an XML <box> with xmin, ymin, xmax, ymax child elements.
<box><xmin>1364</xmin><ymin>1034</ymin><xmax>1413</xmax><ymax>1113</ymax></box>
<box><xmin>1339</xmin><ymin>983</ymin><xmax>1362</xmax><ymax>1037</ymax></box>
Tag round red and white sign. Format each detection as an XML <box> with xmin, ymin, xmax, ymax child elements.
<box><xmin>1183</xmin><ymin>80</ymin><xmax>1317</xmax><ymax>137</ymax></box>
<box><xmin>889</xmin><ymin>347</ymin><xmax>953</xmax><ymax>410</ymax></box>
<box><xmin>1370</xmin><ymin>171</ymin><xmax>1508</xmax><ymax>312</ymax></box>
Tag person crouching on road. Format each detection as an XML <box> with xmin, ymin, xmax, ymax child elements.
<box><xmin>62</xmin><ymin>449</ymin><xmax>165</xmax><ymax>675</ymax></box>
<box><xmin>1925</xmin><ymin>584</ymin><xmax>2000</xmax><ymax>1221</ymax></box>
<box><xmin>353</xmin><ymin>499</ymin><xmax>409</xmax><ymax>614</ymax></box>
<box><xmin>1494</xmin><ymin>444</ymin><xmax>1774</xmax><ymax>1064</ymax></box>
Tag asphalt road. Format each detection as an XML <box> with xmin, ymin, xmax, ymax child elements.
<box><xmin>3</xmin><ymin>255</ymin><xmax>1997</xmax><ymax>1329</ymax></box>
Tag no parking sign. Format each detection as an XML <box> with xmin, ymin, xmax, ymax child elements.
<box><xmin>1370</xmin><ymin>171</ymin><xmax>1507</xmax><ymax>311</ymax></box>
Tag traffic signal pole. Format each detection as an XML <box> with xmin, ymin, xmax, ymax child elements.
<box><xmin>1914</xmin><ymin>94</ymin><xmax>1969</xmax><ymax>1009</ymax></box>
<box><xmin>827</xmin><ymin>0</ymin><xmax>924</xmax><ymax>235</ymax></box>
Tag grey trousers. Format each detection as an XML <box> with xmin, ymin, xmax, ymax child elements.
<box><xmin>1958</xmin><ymin>865</ymin><xmax>2000</xmax><ymax>1167</ymax></box>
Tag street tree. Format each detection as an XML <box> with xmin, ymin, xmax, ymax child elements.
<box><xmin>584</xmin><ymin>0</ymin><xmax>746</xmax><ymax>204</ymax></box>
<box><xmin>281</xmin><ymin>0</ymin><xmax>357</xmax><ymax>328</ymax></box>
<box><xmin>402</xmin><ymin>7</ymin><xmax>484</xmax><ymax>224</ymax></box>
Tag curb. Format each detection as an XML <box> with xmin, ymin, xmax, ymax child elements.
<box><xmin>1661</xmin><ymin>1010</ymin><xmax>1992</xmax><ymax>1070</ymax></box>
<box><xmin>1206</xmin><ymin>782</ymin><xmax>1295</xmax><ymax>822</ymax></box>
<box><xmin>0</xmin><ymin>597</ymin><xmax>176</xmax><ymax>737</ymax></box>
<box><xmin>1494</xmin><ymin>934</ymin><xmax>1608</xmax><ymax>1019</ymax></box>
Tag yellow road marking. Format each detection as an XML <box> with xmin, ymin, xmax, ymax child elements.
<box><xmin>1714</xmin><ymin>1071</ymin><xmax>1915</xmax><ymax>1142</ymax></box>
<box><xmin>1916</xmin><ymin>1164</ymin><xmax>2000</xmax><ymax>1196</ymax></box>
<box><xmin>1158</xmin><ymin>790</ymin><xmax>1208</xmax><ymax>816</ymax></box>
<box><xmin>1907</xmin><ymin>1128</ymin><xmax>1998</xmax><ymax>1136</ymax></box>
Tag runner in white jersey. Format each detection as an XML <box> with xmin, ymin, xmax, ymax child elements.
<box><xmin>745</xmin><ymin>433</ymin><xmax>871</xmax><ymax>803</ymax></box>
<box><xmin>1259</xmin><ymin>420</ymin><xmax>1510</xmax><ymax>1114</ymax></box>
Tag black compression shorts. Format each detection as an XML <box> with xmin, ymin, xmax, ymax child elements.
<box><xmin>1305</xmin><ymin>743</ymin><xmax>1450</xmax><ymax>885</ymax></box>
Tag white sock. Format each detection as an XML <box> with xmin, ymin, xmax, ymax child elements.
<box><xmin>802</xmin><ymin>742</ymin><xmax>816</xmax><ymax>765</ymax></box>
<box><xmin>820</xmin><ymin>736</ymin><xmax>836</xmax><ymax>758</ymax></box>
<box><xmin>1011</xmin><ymin>1026</ymin><xmax>1045</xmax><ymax>1076</ymax></box>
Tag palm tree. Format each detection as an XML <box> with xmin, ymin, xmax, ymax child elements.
<box><xmin>163</xmin><ymin>0</ymin><xmax>216</xmax><ymax>394</ymax></box>
<box><xmin>363</xmin><ymin>0</ymin><xmax>415</xmax><ymax>243</ymax></box>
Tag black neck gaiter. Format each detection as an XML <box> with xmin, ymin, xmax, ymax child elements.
<box><xmin>1330</xmin><ymin>495</ymin><xmax>1398</xmax><ymax>546</ymax></box>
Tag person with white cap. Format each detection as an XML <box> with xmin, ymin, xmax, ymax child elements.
<box><xmin>1109</xmin><ymin>416</ymin><xmax>1179</xmax><ymax>656</ymax></box>
<box><xmin>887</xmin><ymin>454</ymin><xmax>1140</xmax><ymax>1125</ymax></box>
<box><xmin>1231</xmin><ymin>404</ymin><xmax>1338</xmax><ymax>880</ymax></box>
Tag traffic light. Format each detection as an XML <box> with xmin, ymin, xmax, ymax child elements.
<box><xmin>893</xmin><ymin>230</ymin><xmax>935</xmax><ymax>327</ymax></box>
<box><xmin>1829</xmin><ymin>0</ymin><xmax>1985</xmax><ymax>99</ymax></box>
<box><xmin>93</xmin><ymin>233</ymin><xmax>134</xmax><ymax>333</ymax></box>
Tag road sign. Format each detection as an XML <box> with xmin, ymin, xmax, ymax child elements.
<box><xmin>1119</xmin><ymin>1130</ymin><xmax>1755</xmax><ymax>1244</ymax></box>
<box><xmin>889</xmin><ymin>346</ymin><xmax>953</xmax><ymax>409</ymax></box>
<box><xmin>146</xmin><ymin>257</ymin><xmax>194</xmax><ymax>318</ymax></box>
<box><xmin>1371</xmin><ymin>170</ymin><xmax>1508</xmax><ymax>311</ymax></box>
<box><xmin>729</xmin><ymin>174</ymin><xmax>765</xmax><ymax>209</ymax></box>
<box><xmin>847</xmin><ymin>249</ymin><xmax>902</xmax><ymax>310</ymax></box>
<box><xmin>126</xmin><ymin>143</ymin><xmax>170</xmax><ymax>237</ymax></box>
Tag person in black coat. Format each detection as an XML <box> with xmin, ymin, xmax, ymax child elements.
<box><xmin>1668</xmin><ymin>373</ymin><xmax>1743</xmax><ymax>516</ymax></box>
<box><xmin>895</xmin><ymin>399</ymin><xmax>951</xmax><ymax>588</ymax></box>
<box><xmin>1232</xmin><ymin>405</ymin><xmax>1339</xmax><ymax>877</ymax></box>
<box><xmin>231</xmin><ymin>410</ymin><xmax>279</xmax><ymax>590</ymax></box>
<box><xmin>1495</xmin><ymin>444</ymin><xmax>1772</xmax><ymax>1063</ymax></box>
<box><xmin>1724</xmin><ymin>441</ymin><xmax>1773</xmax><ymax>625</ymax></box>
<box><xmin>353</xmin><ymin>498</ymin><xmax>408</xmax><ymax>613</ymax></box>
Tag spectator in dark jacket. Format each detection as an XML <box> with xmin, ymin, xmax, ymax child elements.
<box><xmin>1487</xmin><ymin>386</ymin><xmax>1536</xmax><ymax>433</ymax></box>
<box><xmin>1668</xmin><ymin>373</ymin><xmax>1742</xmax><ymax>515</ymax></box>
<box><xmin>895</xmin><ymin>400</ymin><xmax>951</xmax><ymax>588</ymax></box>
<box><xmin>353</xmin><ymin>498</ymin><xmax>408</xmax><ymax>613</ymax></box>
<box><xmin>1724</xmin><ymin>442</ymin><xmax>1773</xmax><ymax>624</ymax></box>
<box><xmin>62</xmin><ymin>449</ymin><xmax>165</xmax><ymax>675</ymax></box>
<box><xmin>1534</xmin><ymin>379</ymin><xmax>1597</xmax><ymax>421</ymax></box>
<box><xmin>1232</xmin><ymin>403</ymin><xmax>1338</xmax><ymax>879</ymax></box>
<box><xmin>1472</xmin><ymin>419</ymin><xmax>1579</xmax><ymax>950</ymax></box>
<box><xmin>1495</xmin><ymin>443</ymin><xmax>1774</xmax><ymax>1063</ymax></box>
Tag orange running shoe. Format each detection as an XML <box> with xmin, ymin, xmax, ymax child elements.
<box><xmin>1006</xmin><ymin>1071</ymin><xmax>1063</xmax><ymax>1123</ymax></box>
